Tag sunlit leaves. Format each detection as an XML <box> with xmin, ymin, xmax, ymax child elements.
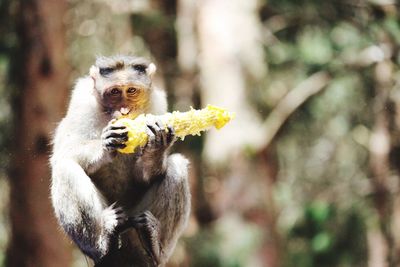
<box><xmin>298</xmin><ymin>27</ymin><xmax>333</xmax><ymax>65</ymax></box>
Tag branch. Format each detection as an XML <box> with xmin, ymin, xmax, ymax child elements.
<box><xmin>260</xmin><ymin>71</ymin><xmax>331</xmax><ymax>148</ymax></box>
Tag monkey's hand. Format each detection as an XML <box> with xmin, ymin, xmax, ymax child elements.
<box><xmin>143</xmin><ymin>118</ymin><xmax>176</xmax><ymax>155</ymax></box>
<box><xmin>101</xmin><ymin>120</ymin><xmax>129</xmax><ymax>151</ymax></box>
<box><xmin>133</xmin><ymin>119</ymin><xmax>176</xmax><ymax>180</ymax></box>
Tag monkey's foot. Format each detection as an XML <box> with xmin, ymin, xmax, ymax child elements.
<box><xmin>102</xmin><ymin>203</ymin><xmax>127</xmax><ymax>233</ymax></box>
<box><xmin>131</xmin><ymin>211</ymin><xmax>162</xmax><ymax>266</ymax></box>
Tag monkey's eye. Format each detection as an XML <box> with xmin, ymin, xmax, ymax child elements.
<box><xmin>133</xmin><ymin>64</ymin><xmax>146</xmax><ymax>74</ymax></box>
<box><xmin>127</xmin><ymin>87</ymin><xmax>137</xmax><ymax>94</ymax></box>
<box><xmin>110</xmin><ymin>88</ymin><xmax>120</xmax><ymax>95</ymax></box>
<box><xmin>99</xmin><ymin>67</ymin><xmax>114</xmax><ymax>76</ymax></box>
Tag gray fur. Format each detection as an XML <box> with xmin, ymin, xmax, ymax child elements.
<box><xmin>50</xmin><ymin>56</ymin><xmax>190</xmax><ymax>266</ymax></box>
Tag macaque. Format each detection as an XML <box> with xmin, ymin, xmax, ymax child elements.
<box><xmin>50</xmin><ymin>55</ymin><xmax>190</xmax><ymax>267</ymax></box>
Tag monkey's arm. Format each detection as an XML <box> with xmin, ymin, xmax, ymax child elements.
<box><xmin>50</xmin><ymin>119</ymin><xmax>125</xmax><ymax>262</ymax></box>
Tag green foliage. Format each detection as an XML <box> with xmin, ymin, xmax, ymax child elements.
<box><xmin>298</xmin><ymin>27</ymin><xmax>333</xmax><ymax>65</ymax></box>
<box><xmin>187</xmin><ymin>230</ymin><xmax>223</xmax><ymax>267</ymax></box>
<box><xmin>0</xmin><ymin>0</ymin><xmax>15</xmax><ymax>171</ymax></box>
<box><xmin>284</xmin><ymin>202</ymin><xmax>367</xmax><ymax>267</ymax></box>
<box><xmin>186</xmin><ymin>215</ymin><xmax>263</xmax><ymax>267</ymax></box>
<box><xmin>261</xmin><ymin>0</ymin><xmax>400</xmax><ymax>266</ymax></box>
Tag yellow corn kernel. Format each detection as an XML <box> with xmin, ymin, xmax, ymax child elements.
<box><xmin>117</xmin><ymin>105</ymin><xmax>234</xmax><ymax>154</ymax></box>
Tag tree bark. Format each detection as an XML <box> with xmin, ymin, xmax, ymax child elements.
<box><xmin>6</xmin><ymin>0</ymin><xmax>72</xmax><ymax>266</ymax></box>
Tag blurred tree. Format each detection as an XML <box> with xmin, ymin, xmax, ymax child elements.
<box><xmin>5</xmin><ymin>0</ymin><xmax>72</xmax><ymax>266</ymax></box>
<box><xmin>0</xmin><ymin>0</ymin><xmax>397</xmax><ymax>266</ymax></box>
<box><xmin>195</xmin><ymin>0</ymin><xmax>280</xmax><ymax>266</ymax></box>
<box><xmin>130</xmin><ymin>0</ymin><xmax>179</xmax><ymax>102</ymax></box>
<box><xmin>259</xmin><ymin>1</ymin><xmax>400</xmax><ymax>266</ymax></box>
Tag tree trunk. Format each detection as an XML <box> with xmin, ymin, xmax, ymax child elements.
<box><xmin>6</xmin><ymin>0</ymin><xmax>72</xmax><ymax>266</ymax></box>
<box><xmin>368</xmin><ymin>60</ymin><xmax>395</xmax><ymax>267</ymax></box>
<box><xmin>197</xmin><ymin>0</ymin><xmax>280</xmax><ymax>266</ymax></box>
<box><xmin>197</xmin><ymin>0</ymin><xmax>267</xmax><ymax>164</ymax></box>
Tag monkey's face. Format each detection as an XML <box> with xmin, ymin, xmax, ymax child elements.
<box><xmin>90</xmin><ymin>56</ymin><xmax>157</xmax><ymax>119</ymax></box>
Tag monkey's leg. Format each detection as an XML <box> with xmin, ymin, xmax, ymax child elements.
<box><xmin>126</xmin><ymin>211</ymin><xmax>162</xmax><ymax>266</ymax></box>
<box><xmin>115</xmin><ymin>211</ymin><xmax>162</xmax><ymax>266</ymax></box>
<box><xmin>51</xmin><ymin>159</ymin><xmax>127</xmax><ymax>263</ymax></box>
<box><xmin>130</xmin><ymin>153</ymin><xmax>191</xmax><ymax>266</ymax></box>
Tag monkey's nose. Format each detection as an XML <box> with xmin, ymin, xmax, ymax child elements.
<box><xmin>120</xmin><ymin>107</ymin><xmax>131</xmax><ymax>115</ymax></box>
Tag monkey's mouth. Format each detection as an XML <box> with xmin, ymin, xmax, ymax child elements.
<box><xmin>110</xmin><ymin>107</ymin><xmax>132</xmax><ymax>120</ymax></box>
<box><xmin>120</xmin><ymin>107</ymin><xmax>131</xmax><ymax>115</ymax></box>
<box><xmin>114</xmin><ymin>107</ymin><xmax>144</xmax><ymax>120</ymax></box>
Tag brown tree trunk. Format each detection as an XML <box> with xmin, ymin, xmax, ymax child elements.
<box><xmin>368</xmin><ymin>60</ymin><xmax>395</xmax><ymax>267</ymax></box>
<box><xmin>6</xmin><ymin>0</ymin><xmax>72</xmax><ymax>266</ymax></box>
<box><xmin>196</xmin><ymin>1</ymin><xmax>281</xmax><ymax>266</ymax></box>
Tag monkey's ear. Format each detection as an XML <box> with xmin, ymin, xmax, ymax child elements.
<box><xmin>89</xmin><ymin>65</ymin><xmax>99</xmax><ymax>78</ymax></box>
<box><xmin>146</xmin><ymin>63</ymin><xmax>156</xmax><ymax>77</ymax></box>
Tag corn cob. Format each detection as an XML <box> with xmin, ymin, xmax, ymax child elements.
<box><xmin>116</xmin><ymin>105</ymin><xmax>234</xmax><ymax>154</ymax></box>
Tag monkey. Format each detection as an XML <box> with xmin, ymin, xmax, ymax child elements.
<box><xmin>50</xmin><ymin>55</ymin><xmax>191</xmax><ymax>267</ymax></box>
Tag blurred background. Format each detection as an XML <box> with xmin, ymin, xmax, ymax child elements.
<box><xmin>0</xmin><ymin>0</ymin><xmax>399</xmax><ymax>266</ymax></box>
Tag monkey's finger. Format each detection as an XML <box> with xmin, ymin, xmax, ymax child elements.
<box><xmin>108</xmin><ymin>204</ymin><xmax>127</xmax><ymax>222</ymax></box>
<box><xmin>146</xmin><ymin>121</ymin><xmax>160</xmax><ymax>136</ymax></box>
<box><xmin>135</xmin><ymin>211</ymin><xmax>158</xmax><ymax>226</ymax></box>
<box><xmin>130</xmin><ymin>212</ymin><xmax>150</xmax><ymax>225</ymax></box>
<box><xmin>155</xmin><ymin>120</ymin><xmax>169</xmax><ymax>146</ymax></box>
<box><xmin>114</xmin><ymin>206</ymin><xmax>125</xmax><ymax>215</ymax></box>
<box><xmin>131</xmin><ymin>218</ymin><xmax>145</xmax><ymax>226</ymax></box>
<box><xmin>128</xmin><ymin>217</ymin><xmax>148</xmax><ymax>231</ymax></box>
<box><xmin>145</xmin><ymin>127</ymin><xmax>156</xmax><ymax>149</ymax></box>
<box><xmin>115</xmin><ymin>216</ymin><xmax>132</xmax><ymax>234</ymax></box>
<box><xmin>130</xmin><ymin>220</ymin><xmax>153</xmax><ymax>231</ymax></box>
<box><xmin>166</xmin><ymin>125</ymin><xmax>176</xmax><ymax>144</ymax></box>
<box><xmin>145</xmin><ymin>127</ymin><xmax>156</xmax><ymax>139</ymax></box>
<box><xmin>114</xmin><ymin>143</ymin><xmax>127</xmax><ymax>149</ymax></box>
<box><xmin>110</xmin><ymin>125</ymin><xmax>126</xmax><ymax>130</ymax></box>
<box><xmin>102</xmin><ymin>128</ymin><xmax>128</xmax><ymax>138</ymax></box>
<box><xmin>103</xmin><ymin>136</ymin><xmax>126</xmax><ymax>146</ymax></box>
<box><xmin>143</xmin><ymin>210</ymin><xmax>154</xmax><ymax>217</ymax></box>
<box><xmin>103</xmin><ymin>137</ymin><xmax>128</xmax><ymax>148</ymax></box>
<box><xmin>155</xmin><ymin>119</ymin><xmax>165</xmax><ymax>131</ymax></box>
<box><xmin>110</xmin><ymin>137</ymin><xmax>126</xmax><ymax>145</ymax></box>
<box><xmin>105</xmin><ymin>142</ymin><xmax>126</xmax><ymax>150</ymax></box>
<box><xmin>107</xmin><ymin>132</ymin><xmax>128</xmax><ymax>141</ymax></box>
<box><xmin>116</xmin><ymin>215</ymin><xmax>128</xmax><ymax>227</ymax></box>
<box><xmin>149</xmin><ymin>122</ymin><xmax>166</xmax><ymax>146</ymax></box>
<box><xmin>167</xmin><ymin>125</ymin><xmax>175</xmax><ymax>136</ymax></box>
<box><xmin>160</xmin><ymin>130</ymin><xmax>168</xmax><ymax>146</ymax></box>
<box><xmin>102</xmin><ymin>126</ymin><xmax>127</xmax><ymax>139</ymax></box>
<box><xmin>104</xmin><ymin>124</ymin><xmax>127</xmax><ymax>132</ymax></box>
